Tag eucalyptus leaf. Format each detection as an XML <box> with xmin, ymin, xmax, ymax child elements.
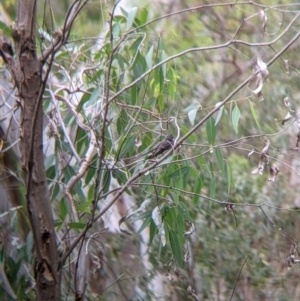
<box><xmin>232</xmin><ymin>105</ymin><xmax>240</xmax><ymax>134</ymax></box>
<box><xmin>169</xmin><ymin>229</ymin><xmax>183</xmax><ymax>268</ymax></box>
<box><xmin>206</xmin><ymin>116</ymin><xmax>217</xmax><ymax>145</ymax></box>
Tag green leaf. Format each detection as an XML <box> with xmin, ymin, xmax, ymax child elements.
<box><xmin>116</xmin><ymin>109</ymin><xmax>128</xmax><ymax>136</ymax></box>
<box><xmin>76</xmin><ymin>200</ymin><xmax>92</xmax><ymax>214</ymax></box>
<box><xmin>168</xmin><ymin>68</ymin><xmax>177</xmax><ymax>101</ymax></box>
<box><xmin>187</xmin><ymin>107</ymin><xmax>200</xmax><ymax>126</ymax></box>
<box><xmin>50</xmin><ymin>184</ymin><xmax>60</xmax><ymax>202</ymax></box>
<box><xmin>169</xmin><ymin>229</ymin><xmax>183</xmax><ymax>268</ymax></box>
<box><xmin>167</xmin><ymin>165</ymin><xmax>190</xmax><ymax>179</ymax></box>
<box><xmin>112</xmin><ymin>22</ymin><xmax>121</xmax><ymax>39</ymax></box>
<box><xmin>120</xmin><ymin>6</ymin><xmax>128</xmax><ymax>17</ymax></box>
<box><xmin>164</xmin><ymin>206</ymin><xmax>175</xmax><ymax>227</ymax></box>
<box><xmin>155</xmin><ymin>67</ymin><xmax>164</xmax><ymax>95</ymax></box>
<box><xmin>177</xmin><ymin>201</ymin><xmax>193</xmax><ymax>222</ymax></box>
<box><xmin>75</xmin><ymin>127</ymin><xmax>88</xmax><ymax>156</ymax></box>
<box><xmin>160</xmin><ymin>50</ymin><xmax>167</xmax><ymax>77</ymax></box>
<box><xmin>145</xmin><ymin>45</ymin><xmax>153</xmax><ymax>69</ymax></box>
<box><xmin>0</xmin><ymin>21</ymin><xmax>11</xmax><ymax>36</ymax></box>
<box><xmin>249</xmin><ymin>100</ymin><xmax>261</xmax><ymax>128</ymax></box>
<box><xmin>118</xmin><ymin>136</ymin><xmax>135</xmax><ymax>158</ymax></box>
<box><xmin>227</xmin><ymin>162</ymin><xmax>234</xmax><ymax>194</ymax></box>
<box><xmin>157</xmin><ymin>93</ymin><xmax>164</xmax><ymax>113</ymax></box>
<box><xmin>180</xmin><ymin>125</ymin><xmax>195</xmax><ymax>143</ymax></box>
<box><xmin>63</xmin><ymin>165</ymin><xmax>76</xmax><ymax>182</ymax></box>
<box><xmin>209</xmin><ymin>177</ymin><xmax>216</xmax><ymax>198</ymax></box>
<box><xmin>68</xmin><ymin>222</ymin><xmax>86</xmax><ymax>230</ymax></box>
<box><xmin>114</xmin><ymin>53</ymin><xmax>127</xmax><ymax>73</ymax></box>
<box><xmin>130</xmin><ymin>36</ymin><xmax>144</xmax><ymax>53</ymax></box>
<box><xmin>176</xmin><ymin>213</ymin><xmax>185</xmax><ymax>246</ymax></box>
<box><xmin>112</xmin><ymin>168</ymin><xmax>127</xmax><ymax>185</ymax></box>
<box><xmin>193</xmin><ymin>175</ymin><xmax>203</xmax><ymax>206</ymax></box>
<box><xmin>45</xmin><ymin>154</ymin><xmax>55</xmax><ymax>170</ymax></box>
<box><xmin>87</xmin><ymin>184</ymin><xmax>94</xmax><ymax>202</ymax></box>
<box><xmin>206</xmin><ymin>116</ymin><xmax>217</xmax><ymax>145</ymax></box>
<box><xmin>139</xmin><ymin>7</ymin><xmax>148</xmax><ymax>25</ymax></box>
<box><xmin>85</xmin><ymin>154</ymin><xmax>97</xmax><ymax>185</ymax></box>
<box><xmin>46</xmin><ymin>165</ymin><xmax>56</xmax><ymax>181</ymax></box>
<box><xmin>54</xmin><ymin>219</ymin><xmax>63</xmax><ymax>229</ymax></box>
<box><xmin>102</xmin><ymin>170</ymin><xmax>111</xmax><ymax>194</ymax></box>
<box><xmin>79</xmin><ymin>86</ymin><xmax>100</xmax><ymax>112</ymax></box>
<box><xmin>126</xmin><ymin>7</ymin><xmax>138</xmax><ymax>30</ymax></box>
<box><xmin>149</xmin><ymin>219</ymin><xmax>157</xmax><ymax>246</ymax></box>
<box><xmin>59</xmin><ymin>198</ymin><xmax>68</xmax><ymax>220</ymax></box>
<box><xmin>73</xmin><ymin>182</ymin><xmax>86</xmax><ymax>201</ymax></box>
<box><xmin>132</xmin><ymin>51</ymin><xmax>146</xmax><ymax>80</ymax></box>
<box><xmin>190</xmin><ymin>109</ymin><xmax>199</xmax><ymax>126</ymax></box>
<box><xmin>215</xmin><ymin>148</ymin><xmax>225</xmax><ymax>177</ymax></box>
<box><xmin>137</xmin><ymin>215</ymin><xmax>152</xmax><ymax>235</ymax></box>
<box><xmin>232</xmin><ymin>104</ymin><xmax>240</xmax><ymax>134</ymax></box>
<box><xmin>214</xmin><ymin>102</ymin><xmax>224</xmax><ymax>126</ymax></box>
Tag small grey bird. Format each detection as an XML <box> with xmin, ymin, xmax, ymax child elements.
<box><xmin>147</xmin><ymin>134</ymin><xmax>174</xmax><ymax>159</ymax></box>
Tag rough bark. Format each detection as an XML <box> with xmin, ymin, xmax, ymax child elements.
<box><xmin>3</xmin><ymin>0</ymin><xmax>61</xmax><ymax>299</ymax></box>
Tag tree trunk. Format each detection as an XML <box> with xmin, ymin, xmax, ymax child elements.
<box><xmin>9</xmin><ymin>0</ymin><xmax>61</xmax><ymax>299</ymax></box>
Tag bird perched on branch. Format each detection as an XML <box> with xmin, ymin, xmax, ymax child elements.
<box><xmin>147</xmin><ymin>134</ymin><xmax>174</xmax><ymax>159</ymax></box>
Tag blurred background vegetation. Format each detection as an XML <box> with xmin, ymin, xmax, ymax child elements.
<box><xmin>1</xmin><ymin>0</ymin><xmax>300</xmax><ymax>300</ymax></box>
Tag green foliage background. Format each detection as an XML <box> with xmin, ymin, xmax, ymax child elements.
<box><xmin>1</xmin><ymin>0</ymin><xmax>300</xmax><ymax>300</ymax></box>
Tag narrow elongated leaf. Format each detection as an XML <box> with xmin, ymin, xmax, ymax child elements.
<box><xmin>63</xmin><ymin>165</ymin><xmax>76</xmax><ymax>182</ymax></box>
<box><xmin>249</xmin><ymin>100</ymin><xmax>261</xmax><ymax>128</ymax></box>
<box><xmin>89</xmin><ymin>86</ymin><xmax>100</xmax><ymax>108</ymax></box>
<box><xmin>120</xmin><ymin>6</ymin><xmax>128</xmax><ymax>17</ymax></box>
<box><xmin>137</xmin><ymin>215</ymin><xmax>152</xmax><ymax>235</ymax></box>
<box><xmin>118</xmin><ymin>136</ymin><xmax>135</xmax><ymax>158</ymax></box>
<box><xmin>73</xmin><ymin>182</ymin><xmax>86</xmax><ymax>201</ymax></box>
<box><xmin>214</xmin><ymin>102</ymin><xmax>224</xmax><ymax>126</ymax></box>
<box><xmin>149</xmin><ymin>219</ymin><xmax>156</xmax><ymax>246</ymax></box>
<box><xmin>168</xmin><ymin>68</ymin><xmax>177</xmax><ymax>101</ymax></box>
<box><xmin>157</xmin><ymin>93</ymin><xmax>164</xmax><ymax>113</ymax></box>
<box><xmin>152</xmin><ymin>206</ymin><xmax>166</xmax><ymax>246</ymax></box>
<box><xmin>183</xmin><ymin>103</ymin><xmax>201</xmax><ymax>113</ymax></box>
<box><xmin>227</xmin><ymin>162</ymin><xmax>233</xmax><ymax>194</ymax></box>
<box><xmin>76</xmin><ymin>200</ymin><xmax>92</xmax><ymax>214</ymax></box>
<box><xmin>46</xmin><ymin>165</ymin><xmax>56</xmax><ymax>181</ymax></box>
<box><xmin>68</xmin><ymin>222</ymin><xmax>86</xmax><ymax>230</ymax></box>
<box><xmin>126</xmin><ymin>7</ymin><xmax>138</xmax><ymax>30</ymax></box>
<box><xmin>59</xmin><ymin>199</ymin><xmax>68</xmax><ymax>220</ymax></box>
<box><xmin>169</xmin><ymin>229</ymin><xmax>183</xmax><ymax>268</ymax></box>
<box><xmin>139</xmin><ymin>7</ymin><xmax>148</xmax><ymax>25</ymax></box>
<box><xmin>209</xmin><ymin>177</ymin><xmax>216</xmax><ymax>198</ymax></box>
<box><xmin>167</xmin><ymin>166</ymin><xmax>190</xmax><ymax>179</ymax></box>
<box><xmin>193</xmin><ymin>175</ymin><xmax>202</xmax><ymax>206</ymax></box>
<box><xmin>102</xmin><ymin>170</ymin><xmax>111</xmax><ymax>194</ymax></box>
<box><xmin>85</xmin><ymin>154</ymin><xmax>97</xmax><ymax>185</ymax></box>
<box><xmin>206</xmin><ymin>116</ymin><xmax>217</xmax><ymax>145</ymax></box>
<box><xmin>177</xmin><ymin>201</ymin><xmax>193</xmax><ymax>222</ymax></box>
<box><xmin>75</xmin><ymin>127</ymin><xmax>88</xmax><ymax>156</ymax></box>
<box><xmin>160</xmin><ymin>50</ymin><xmax>167</xmax><ymax>77</ymax></box>
<box><xmin>176</xmin><ymin>213</ymin><xmax>185</xmax><ymax>246</ymax></box>
<box><xmin>215</xmin><ymin>148</ymin><xmax>225</xmax><ymax>177</ymax></box>
<box><xmin>112</xmin><ymin>168</ymin><xmax>127</xmax><ymax>185</ymax></box>
<box><xmin>77</xmin><ymin>88</ymin><xmax>95</xmax><ymax>112</ymax></box>
<box><xmin>130</xmin><ymin>36</ymin><xmax>144</xmax><ymax>53</ymax></box>
<box><xmin>188</xmin><ymin>109</ymin><xmax>198</xmax><ymax>126</ymax></box>
<box><xmin>145</xmin><ymin>45</ymin><xmax>153</xmax><ymax>69</ymax></box>
<box><xmin>117</xmin><ymin>109</ymin><xmax>129</xmax><ymax>135</ymax></box>
<box><xmin>232</xmin><ymin>105</ymin><xmax>240</xmax><ymax>134</ymax></box>
<box><xmin>180</xmin><ymin>125</ymin><xmax>195</xmax><ymax>143</ymax></box>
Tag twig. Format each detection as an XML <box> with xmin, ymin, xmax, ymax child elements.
<box><xmin>48</xmin><ymin>89</ymin><xmax>81</xmax><ymax>162</ymax></box>
<box><xmin>229</xmin><ymin>255</ymin><xmax>249</xmax><ymax>301</ymax></box>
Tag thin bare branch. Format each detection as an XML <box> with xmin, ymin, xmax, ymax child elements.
<box><xmin>229</xmin><ymin>256</ymin><xmax>249</xmax><ymax>301</ymax></box>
